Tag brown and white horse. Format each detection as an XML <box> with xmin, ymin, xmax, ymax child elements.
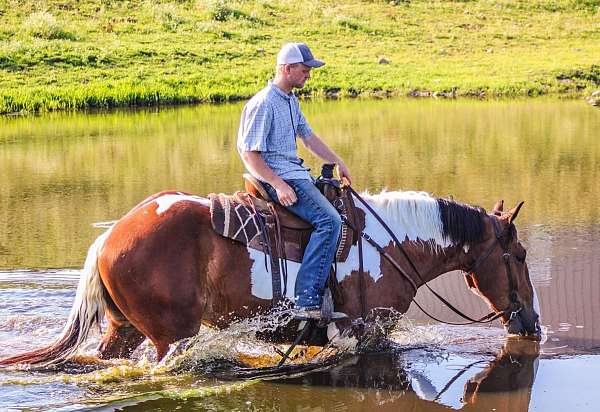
<box><xmin>0</xmin><ymin>189</ymin><xmax>540</xmax><ymax>367</ymax></box>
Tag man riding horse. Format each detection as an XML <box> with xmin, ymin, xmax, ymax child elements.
<box><xmin>237</xmin><ymin>42</ymin><xmax>351</xmax><ymax>321</ymax></box>
<box><xmin>0</xmin><ymin>45</ymin><xmax>541</xmax><ymax>369</ymax></box>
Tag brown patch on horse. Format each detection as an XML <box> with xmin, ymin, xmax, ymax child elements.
<box><xmin>98</xmin><ymin>198</ymin><xmax>216</xmax><ymax>357</ymax></box>
<box><xmin>98</xmin><ymin>319</ymin><xmax>145</xmax><ymax>360</ymax></box>
<box><xmin>98</xmin><ymin>195</ymin><xmax>272</xmax><ymax>359</ymax></box>
<box><xmin>336</xmin><ymin>234</ymin><xmax>475</xmax><ymax>322</ymax></box>
<box><xmin>337</xmin><ymin>240</ymin><xmax>451</xmax><ymax>318</ymax></box>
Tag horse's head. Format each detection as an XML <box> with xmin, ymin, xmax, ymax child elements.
<box><xmin>463</xmin><ymin>200</ymin><xmax>541</xmax><ymax>338</ymax></box>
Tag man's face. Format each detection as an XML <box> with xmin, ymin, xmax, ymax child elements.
<box><xmin>286</xmin><ymin>64</ymin><xmax>312</xmax><ymax>89</ymax></box>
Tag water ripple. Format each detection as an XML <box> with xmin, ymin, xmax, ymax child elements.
<box><xmin>0</xmin><ymin>269</ymin><xmax>81</xmax><ymax>288</ymax></box>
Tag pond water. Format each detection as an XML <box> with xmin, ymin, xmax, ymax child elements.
<box><xmin>0</xmin><ymin>98</ymin><xmax>599</xmax><ymax>411</ymax></box>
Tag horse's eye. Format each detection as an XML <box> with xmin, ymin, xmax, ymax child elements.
<box><xmin>516</xmin><ymin>249</ymin><xmax>527</xmax><ymax>263</ymax></box>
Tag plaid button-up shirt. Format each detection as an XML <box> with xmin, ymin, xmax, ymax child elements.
<box><xmin>237</xmin><ymin>82</ymin><xmax>313</xmax><ymax>181</ymax></box>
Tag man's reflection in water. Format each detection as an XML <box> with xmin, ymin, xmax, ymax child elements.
<box><xmin>273</xmin><ymin>339</ymin><xmax>540</xmax><ymax>410</ymax></box>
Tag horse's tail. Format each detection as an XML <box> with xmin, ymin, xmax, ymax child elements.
<box><xmin>0</xmin><ymin>229</ymin><xmax>112</xmax><ymax>367</ymax></box>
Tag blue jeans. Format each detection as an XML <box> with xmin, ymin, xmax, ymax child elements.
<box><xmin>263</xmin><ymin>179</ymin><xmax>342</xmax><ymax>309</ymax></box>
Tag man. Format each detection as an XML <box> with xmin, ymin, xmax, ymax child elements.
<box><xmin>237</xmin><ymin>42</ymin><xmax>352</xmax><ymax>321</ymax></box>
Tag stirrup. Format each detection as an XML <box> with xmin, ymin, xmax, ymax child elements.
<box><xmin>292</xmin><ymin>309</ymin><xmax>348</xmax><ymax>321</ymax></box>
<box><xmin>329</xmin><ymin>311</ymin><xmax>349</xmax><ymax>321</ymax></box>
<box><xmin>320</xmin><ymin>288</ymin><xmax>348</xmax><ymax>323</ymax></box>
<box><xmin>293</xmin><ymin>288</ymin><xmax>348</xmax><ymax>321</ymax></box>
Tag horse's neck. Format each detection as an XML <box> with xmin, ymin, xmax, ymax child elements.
<box><xmin>358</xmin><ymin>195</ymin><xmax>466</xmax><ymax>285</ymax></box>
<box><xmin>400</xmin><ymin>240</ymin><xmax>465</xmax><ymax>285</ymax></box>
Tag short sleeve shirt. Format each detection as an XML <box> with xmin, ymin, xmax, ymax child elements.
<box><xmin>237</xmin><ymin>82</ymin><xmax>313</xmax><ymax>181</ymax></box>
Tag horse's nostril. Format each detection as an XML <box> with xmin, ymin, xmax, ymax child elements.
<box><xmin>523</xmin><ymin>312</ymin><xmax>541</xmax><ymax>336</ymax></box>
<box><xmin>506</xmin><ymin>315</ymin><xmax>524</xmax><ymax>335</ymax></box>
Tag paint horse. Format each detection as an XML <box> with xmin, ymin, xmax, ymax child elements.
<box><xmin>0</xmin><ymin>189</ymin><xmax>541</xmax><ymax>367</ymax></box>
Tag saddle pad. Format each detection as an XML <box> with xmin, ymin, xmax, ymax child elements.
<box><xmin>209</xmin><ymin>191</ymin><xmax>363</xmax><ymax>264</ymax></box>
<box><xmin>208</xmin><ymin>193</ymin><xmax>263</xmax><ymax>245</ymax></box>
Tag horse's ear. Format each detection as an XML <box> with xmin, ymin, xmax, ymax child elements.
<box><xmin>508</xmin><ymin>201</ymin><xmax>525</xmax><ymax>224</ymax></box>
<box><xmin>492</xmin><ymin>200</ymin><xmax>504</xmax><ymax>216</ymax></box>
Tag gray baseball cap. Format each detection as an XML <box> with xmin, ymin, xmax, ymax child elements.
<box><xmin>276</xmin><ymin>43</ymin><xmax>325</xmax><ymax>68</ymax></box>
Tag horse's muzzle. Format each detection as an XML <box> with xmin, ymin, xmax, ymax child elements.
<box><xmin>505</xmin><ymin>307</ymin><xmax>541</xmax><ymax>338</ymax></box>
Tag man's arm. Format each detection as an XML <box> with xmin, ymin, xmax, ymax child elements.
<box><xmin>241</xmin><ymin>151</ymin><xmax>298</xmax><ymax>206</ymax></box>
<box><xmin>301</xmin><ymin>133</ymin><xmax>352</xmax><ymax>185</ymax></box>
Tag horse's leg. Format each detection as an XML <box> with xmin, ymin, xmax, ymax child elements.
<box><xmin>97</xmin><ymin>295</ymin><xmax>146</xmax><ymax>359</ymax></box>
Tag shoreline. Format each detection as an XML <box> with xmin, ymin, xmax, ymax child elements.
<box><xmin>1</xmin><ymin>80</ymin><xmax>598</xmax><ymax>117</ymax></box>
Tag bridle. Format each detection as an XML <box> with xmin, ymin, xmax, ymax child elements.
<box><xmin>462</xmin><ymin>215</ymin><xmax>524</xmax><ymax>326</ymax></box>
<box><xmin>345</xmin><ymin>186</ymin><xmax>525</xmax><ymax>327</ymax></box>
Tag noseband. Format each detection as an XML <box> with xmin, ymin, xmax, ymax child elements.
<box><xmin>464</xmin><ymin>216</ymin><xmax>522</xmax><ymax>325</ymax></box>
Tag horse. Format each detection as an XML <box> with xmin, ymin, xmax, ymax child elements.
<box><xmin>0</xmin><ymin>189</ymin><xmax>541</xmax><ymax>367</ymax></box>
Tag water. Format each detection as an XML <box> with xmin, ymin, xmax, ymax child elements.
<box><xmin>0</xmin><ymin>98</ymin><xmax>599</xmax><ymax>410</ymax></box>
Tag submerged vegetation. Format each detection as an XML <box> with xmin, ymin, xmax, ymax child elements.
<box><xmin>0</xmin><ymin>0</ymin><xmax>599</xmax><ymax>113</ymax></box>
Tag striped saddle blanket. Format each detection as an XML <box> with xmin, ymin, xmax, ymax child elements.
<box><xmin>208</xmin><ymin>190</ymin><xmax>363</xmax><ymax>264</ymax></box>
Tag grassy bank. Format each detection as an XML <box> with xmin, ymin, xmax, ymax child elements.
<box><xmin>0</xmin><ymin>0</ymin><xmax>599</xmax><ymax>114</ymax></box>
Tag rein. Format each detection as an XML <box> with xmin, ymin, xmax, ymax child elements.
<box><xmin>345</xmin><ymin>186</ymin><xmax>519</xmax><ymax>326</ymax></box>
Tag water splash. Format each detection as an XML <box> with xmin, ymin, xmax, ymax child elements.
<box><xmin>390</xmin><ymin>317</ymin><xmax>452</xmax><ymax>347</ymax></box>
<box><xmin>160</xmin><ymin>307</ymin><xmax>309</xmax><ymax>373</ymax></box>
<box><xmin>1</xmin><ymin>285</ymin><xmax>518</xmax><ymax>411</ymax></box>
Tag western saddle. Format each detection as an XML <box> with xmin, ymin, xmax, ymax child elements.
<box><xmin>208</xmin><ymin>172</ymin><xmax>364</xmax><ymax>305</ymax></box>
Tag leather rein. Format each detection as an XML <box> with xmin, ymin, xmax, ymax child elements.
<box><xmin>344</xmin><ymin>186</ymin><xmax>522</xmax><ymax>327</ymax></box>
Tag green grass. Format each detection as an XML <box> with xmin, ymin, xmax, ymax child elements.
<box><xmin>0</xmin><ymin>0</ymin><xmax>599</xmax><ymax>114</ymax></box>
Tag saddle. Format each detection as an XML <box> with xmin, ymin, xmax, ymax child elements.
<box><xmin>208</xmin><ymin>172</ymin><xmax>365</xmax><ymax>304</ymax></box>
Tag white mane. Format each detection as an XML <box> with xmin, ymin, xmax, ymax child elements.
<box><xmin>360</xmin><ymin>190</ymin><xmax>451</xmax><ymax>249</ymax></box>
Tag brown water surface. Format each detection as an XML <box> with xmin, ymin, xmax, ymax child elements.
<box><xmin>0</xmin><ymin>98</ymin><xmax>598</xmax><ymax>411</ymax></box>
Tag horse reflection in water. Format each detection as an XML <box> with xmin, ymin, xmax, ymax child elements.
<box><xmin>1</xmin><ymin>189</ymin><xmax>540</xmax><ymax>367</ymax></box>
<box><xmin>260</xmin><ymin>339</ymin><xmax>540</xmax><ymax>411</ymax></box>
<box><xmin>462</xmin><ymin>340</ymin><xmax>539</xmax><ymax>411</ymax></box>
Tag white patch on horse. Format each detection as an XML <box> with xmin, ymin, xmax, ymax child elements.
<box><xmin>154</xmin><ymin>194</ymin><xmax>210</xmax><ymax>215</ymax></box>
<box><xmin>247</xmin><ymin>190</ymin><xmax>450</xmax><ymax>295</ymax></box>
<box><xmin>337</xmin><ymin>191</ymin><xmax>447</xmax><ymax>283</ymax></box>
<box><xmin>532</xmin><ymin>285</ymin><xmax>541</xmax><ymax>324</ymax></box>
<box><xmin>248</xmin><ymin>248</ymin><xmax>299</xmax><ymax>300</ymax></box>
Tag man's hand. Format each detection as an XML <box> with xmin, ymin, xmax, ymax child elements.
<box><xmin>302</xmin><ymin>134</ymin><xmax>352</xmax><ymax>186</ymax></box>
<box><xmin>337</xmin><ymin>162</ymin><xmax>352</xmax><ymax>187</ymax></box>
<box><xmin>274</xmin><ymin>181</ymin><xmax>297</xmax><ymax>206</ymax></box>
<box><xmin>241</xmin><ymin>151</ymin><xmax>298</xmax><ymax>206</ymax></box>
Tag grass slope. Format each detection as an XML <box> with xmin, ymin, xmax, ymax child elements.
<box><xmin>0</xmin><ymin>0</ymin><xmax>599</xmax><ymax>113</ymax></box>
